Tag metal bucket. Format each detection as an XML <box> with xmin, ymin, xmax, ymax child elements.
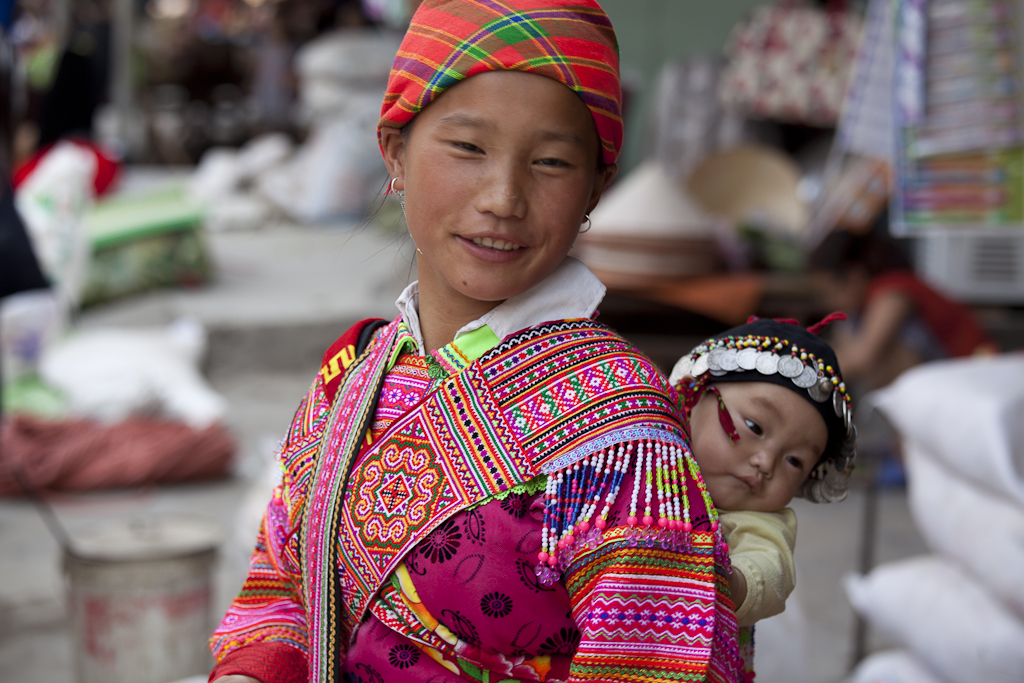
<box><xmin>64</xmin><ymin>515</ymin><xmax>221</xmax><ymax>683</ymax></box>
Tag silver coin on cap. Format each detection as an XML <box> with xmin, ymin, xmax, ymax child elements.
<box><xmin>709</xmin><ymin>368</ymin><xmax>727</xmax><ymax>376</ymax></box>
<box><xmin>755</xmin><ymin>351</ymin><xmax>779</xmax><ymax>375</ymax></box>
<box><xmin>707</xmin><ymin>348</ymin><xmax>726</xmax><ymax>371</ymax></box>
<box><xmin>833</xmin><ymin>388</ymin><xmax>844</xmax><ymax>417</ymax></box>
<box><xmin>793</xmin><ymin>365</ymin><xmax>818</xmax><ymax>389</ymax></box>
<box><xmin>808</xmin><ymin>377</ymin><xmax>833</xmax><ymax>403</ymax></box>
<box><xmin>719</xmin><ymin>348</ymin><xmax>740</xmax><ymax>371</ymax></box>
<box><xmin>669</xmin><ymin>355</ymin><xmax>695</xmax><ymax>385</ymax></box>
<box><xmin>778</xmin><ymin>355</ymin><xmax>804</xmax><ymax>378</ymax></box>
<box><xmin>692</xmin><ymin>354</ymin><xmax>709</xmax><ymax>377</ymax></box>
<box><xmin>737</xmin><ymin>347</ymin><xmax>759</xmax><ymax>370</ymax></box>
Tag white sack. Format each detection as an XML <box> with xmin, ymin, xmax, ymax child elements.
<box><xmin>39</xmin><ymin>318</ymin><xmax>227</xmax><ymax>428</ymax></box>
<box><xmin>14</xmin><ymin>141</ymin><xmax>96</xmax><ymax>308</ymax></box>
<box><xmin>257</xmin><ymin>117</ymin><xmax>384</xmax><ymax>222</ymax></box>
<box><xmin>188</xmin><ymin>147</ymin><xmax>242</xmax><ymax>204</ymax></box>
<box><xmin>868</xmin><ymin>355</ymin><xmax>1024</xmax><ymax>505</ymax></box>
<box><xmin>234</xmin><ymin>133</ymin><xmax>294</xmax><ymax>182</ymax></box>
<box><xmin>294</xmin><ymin>29</ymin><xmax>400</xmax><ymax>87</ymax></box>
<box><xmin>844</xmin><ymin>650</ymin><xmax>949</xmax><ymax>683</ymax></box>
<box><xmin>844</xmin><ymin>556</ymin><xmax>1024</xmax><ymax>683</ymax></box>
<box><xmin>904</xmin><ymin>440</ymin><xmax>1024</xmax><ymax>618</ymax></box>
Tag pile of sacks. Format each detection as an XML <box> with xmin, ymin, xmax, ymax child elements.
<box><xmin>189</xmin><ymin>29</ymin><xmax>401</xmax><ymax>229</ymax></box>
<box><xmin>845</xmin><ymin>355</ymin><xmax>1024</xmax><ymax>683</ymax></box>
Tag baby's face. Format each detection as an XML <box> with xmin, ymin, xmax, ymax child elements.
<box><xmin>687</xmin><ymin>380</ymin><xmax>828</xmax><ymax>512</ymax></box>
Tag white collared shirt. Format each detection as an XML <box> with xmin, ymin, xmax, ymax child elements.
<box><xmin>395</xmin><ymin>257</ymin><xmax>607</xmax><ymax>354</ymax></box>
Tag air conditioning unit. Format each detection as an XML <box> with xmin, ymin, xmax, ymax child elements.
<box><xmin>916</xmin><ymin>229</ymin><xmax>1024</xmax><ymax>304</ymax></box>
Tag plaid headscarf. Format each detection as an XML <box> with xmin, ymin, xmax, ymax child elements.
<box><xmin>379</xmin><ymin>0</ymin><xmax>622</xmax><ymax>165</ymax></box>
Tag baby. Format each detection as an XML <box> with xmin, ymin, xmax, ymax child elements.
<box><xmin>669</xmin><ymin>316</ymin><xmax>856</xmax><ymax>626</ymax></box>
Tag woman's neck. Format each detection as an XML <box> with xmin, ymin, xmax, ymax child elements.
<box><xmin>416</xmin><ymin>274</ymin><xmax>502</xmax><ymax>354</ymax></box>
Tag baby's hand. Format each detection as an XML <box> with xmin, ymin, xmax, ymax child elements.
<box><xmin>729</xmin><ymin>566</ymin><xmax>748</xmax><ymax>609</ymax></box>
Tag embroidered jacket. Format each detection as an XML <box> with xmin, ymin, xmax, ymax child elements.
<box><xmin>210</xmin><ymin>317</ymin><xmax>746</xmax><ymax>683</ymax></box>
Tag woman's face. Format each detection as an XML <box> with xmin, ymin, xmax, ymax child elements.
<box><xmin>381</xmin><ymin>70</ymin><xmax>616</xmax><ymax>306</ymax></box>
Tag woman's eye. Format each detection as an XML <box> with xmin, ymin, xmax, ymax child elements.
<box><xmin>744</xmin><ymin>419</ymin><xmax>762</xmax><ymax>436</ymax></box>
<box><xmin>453</xmin><ymin>141</ymin><xmax>482</xmax><ymax>153</ymax></box>
<box><xmin>536</xmin><ymin>157</ymin><xmax>569</xmax><ymax>168</ymax></box>
<box><xmin>786</xmin><ymin>456</ymin><xmax>805</xmax><ymax>470</ymax></box>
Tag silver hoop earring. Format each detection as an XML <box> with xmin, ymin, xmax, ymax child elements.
<box><xmin>579</xmin><ymin>214</ymin><xmax>592</xmax><ymax>233</ymax></box>
<box><xmin>389</xmin><ymin>177</ymin><xmax>404</xmax><ymax>197</ymax></box>
<box><xmin>389</xmin><ymin>177</ymin><xmax>406</xmax><ymax>215</ymax></box>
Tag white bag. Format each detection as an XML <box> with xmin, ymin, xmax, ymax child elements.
<box><xmin>257</xmin><ymin>116</ymin><xmax>385</xmax><ymax>223</ymax></box>
<box><xmin>14</xmin><ymin>141</ymin><xmax>96</xmax><ymax>309</ymax></box>
<box><xmin>39</xmin><ymin>318</ymin><xmax>227</xmax><ymax>428</ymax></box>
<box><xmin>845</xmin><ymin>650</ymin><xmax>949</xmax><ymax>683</ymax></box>
<box><xmin>845</xmin><ymin>556</ymin><xmax>1024</xmax><ymax>683</ymax></box>
<box><xmin>904</xmin><ymin>441</ymin><xmax>1024</xmax><ymax>619</ymax></box>
<box><xmin>868</xmin><ymin>355</ymin><xmax>1024</xmax><ymax>505</ymax></box>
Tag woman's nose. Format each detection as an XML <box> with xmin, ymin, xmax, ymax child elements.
<box><xmin>478</xmin><ymin>162</ymin><xmax>527</xmax><ymax>218</ymax></box>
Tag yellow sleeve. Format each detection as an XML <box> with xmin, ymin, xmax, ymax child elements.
<box><xmin>719</xmin><ymin>508</ymin><xmax>797</xmax><ymax>627</ymax></box>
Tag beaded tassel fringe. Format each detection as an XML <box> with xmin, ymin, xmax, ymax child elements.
<box><xmin>534</xmin><ymin>439</ymin><xmax>729</xmax><ymax>586</ymax></box>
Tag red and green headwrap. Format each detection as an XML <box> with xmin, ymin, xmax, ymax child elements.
<box><xmin>378</xmin><ymin>0</ymin><xmax>623</xmax><ymax>165</ymax></box>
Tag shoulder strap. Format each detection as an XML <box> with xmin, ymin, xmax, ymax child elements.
<box><xmin>319</xmin><ymin>318</ymin><xmax>389</xmax><ymax>403</ymax></box>
<box><xmin>356</xmin><ymin>318</ymin><xmax>390</xmax><ymax>357</ymax></box>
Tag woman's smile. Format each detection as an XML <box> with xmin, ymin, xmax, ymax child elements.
<box><xmin>468</xmin><ymin>236</ymin><xmax>522</xmax><ymax>252</ymax></box>
<box><xmin>457</xmin><ymin>233</ymin><xmax>527</xmax><ymax>263</ymax></box>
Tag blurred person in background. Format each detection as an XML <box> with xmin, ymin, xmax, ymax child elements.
<box><xmin>809</xmin><ymin>214</ymin><xmax>997</xmax><ymax>392</ymax></box>
<box><xmin>247</xmin><ymin>10</ymin><xmax>294</xmax><ymax>132</ymax></box>
<box><xmin>35</xmin><ymin>0</ymin><xmax>110</xmax><ymax>149</ymax></box>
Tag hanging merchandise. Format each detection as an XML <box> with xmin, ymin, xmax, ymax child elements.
<box><xmin>718</xmin><ymin>0</ymin><xmax>863</xmax><ymax>127</ymax></box>
<box><xmin>894</xmin><ymin>0</ymin><xmax>1024</xmax><ymax>230</ymax></box>
<box><xmin>890</xmin><ymin>0</ymin><xmax>1024</xmax><ymax>304</ymax></box>
<box><xmin>835</xmin><ymin>0</ymin><xmax>898</xmax><ymax>163</ymax></box>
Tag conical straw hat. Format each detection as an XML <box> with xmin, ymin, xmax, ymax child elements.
<box><xmin>588</xmin><ymin>160</ymin><xmax>717</xmax><ymax>238</ymax></box>
<box><xmin>687</xmin><ymin>145</ymin><xmax>808</xmax><ymax>236</ymax></box>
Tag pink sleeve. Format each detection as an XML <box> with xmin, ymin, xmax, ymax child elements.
<box><xmin>209</xmin><ymin>374</ymin><xmax>335</xmax><ymax>670</ymax></box>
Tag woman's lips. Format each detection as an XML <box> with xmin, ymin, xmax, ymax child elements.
<box><xmin>458</xmin><ymin>235</ymin><xmax>526</xmax><ymax>262</ymax></box>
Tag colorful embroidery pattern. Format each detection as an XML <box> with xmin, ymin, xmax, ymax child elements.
<box><xmin>565</xmin><ymin>526</ymin><xmax>728</xmax><ymax>682</ymax></box>
<box><xmin>324</xmin><ymin>321</ymin><xmax>716</xmax><ymax>675</ymax></box>
<box><xmin>212</xmin><ymin>318</ymin><xmax>744</xmax><ymax>683</ymax></box>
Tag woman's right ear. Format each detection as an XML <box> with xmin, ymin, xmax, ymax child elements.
<box><xmin>380</xmin><ymin>127</ymin><xmax>406</xmax><ymax>188</ymax></box>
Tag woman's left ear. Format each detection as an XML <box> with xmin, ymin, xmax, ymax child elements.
<box><xmin>586</xmin><ymin>163</ymin><xmax>617</xmax><ymax>215</ymax></box>
<box><xmin>380</xmin><ymin>127</ymin><xmax>406</xmax><ymax>187</ymax></box>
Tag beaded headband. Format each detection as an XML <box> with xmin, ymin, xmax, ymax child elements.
<box><xmin>670</xmin><ymin>315</ymin><xmax>857</xmax><ymax>503</ymax></box>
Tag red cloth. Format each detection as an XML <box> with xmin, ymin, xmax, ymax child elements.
<box><xmin>865</xmin><ymin>270</ymin><xmax>997</xmax><ymax>358</ymax></box>
<box><xmin>0</xmin><ymin>415</ymin><xmax>234</xmax><ymax>495</ymax></box>
<box><xmin>208</xmin><ymin>642</ymin><xmax>308</xmax><ymax>683</ymax></box>
<box><xmin>378</xmin><ymin>0</ymin><xmax>623</xmax><ymax>165</ymax></box>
